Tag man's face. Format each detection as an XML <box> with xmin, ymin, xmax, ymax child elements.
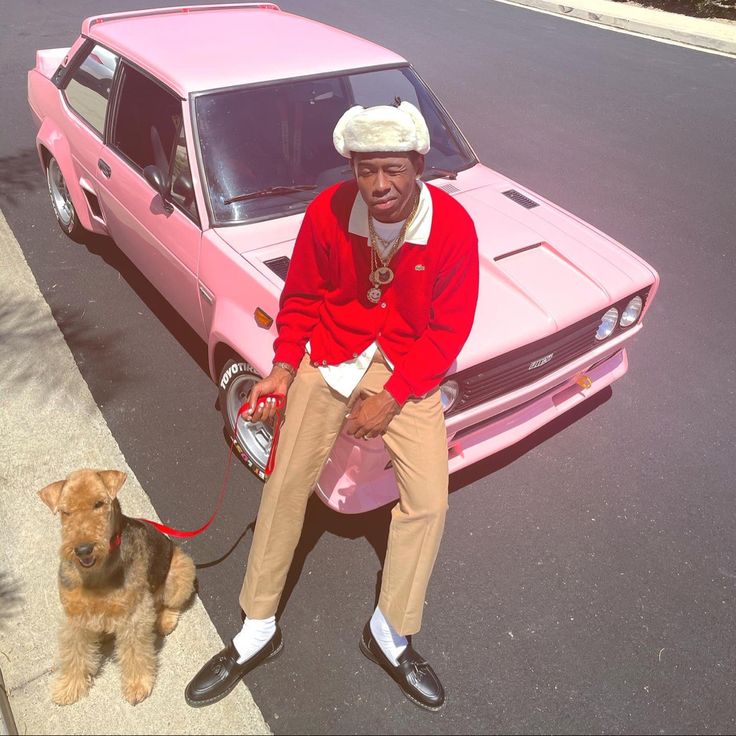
<box><xmin>353</xmin><ymin>152</ymin><xmax>424</xmax><ymax>223</ymax></box>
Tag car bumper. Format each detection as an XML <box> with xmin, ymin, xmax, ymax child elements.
<box><xmin>316</xmin><ymin>326</ymin><xmax>640</xmax><ymax>513</ymax></box>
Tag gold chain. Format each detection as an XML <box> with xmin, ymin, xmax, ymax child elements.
<box><xmin>368</xmin><ymin>188</ymin><xmax>421</xmax><ymax>268</ymax></box>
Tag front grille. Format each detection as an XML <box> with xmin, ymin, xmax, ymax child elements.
<box><xmin>445</xmin><ymin>287</ymin><xmax>651</xmax><ymax>417</ymax></box>
<box><xmin>264</xmin><ymin>256</ymin><xmax>291</xmax><ymax>281</ymax></box>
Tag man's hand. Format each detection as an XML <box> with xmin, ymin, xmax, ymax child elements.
<box><xmin>345</xmin><ymin>390</ymin><xmax>400</xmax><ymax>440</ymax></box>
<box><xmin>246</xmin><ymin>365</ymin><xmax>294</xmax><ymax>423</ymax></box>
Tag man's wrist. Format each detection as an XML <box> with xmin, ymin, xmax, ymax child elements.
<box><xmin>379</xmin><ymin>389</ymin><xmax>400</xmax><ymax>413</ymax></box>
<box><xmin>272</xmin><ymin>360</ymin><xmax>296</xmax><ymax>378</ymax></box>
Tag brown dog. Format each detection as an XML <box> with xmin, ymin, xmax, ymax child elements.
<box><xmin>39</xmin><ymin>469</ymin><xmax>196</xmax><ymax>705</ymax></box>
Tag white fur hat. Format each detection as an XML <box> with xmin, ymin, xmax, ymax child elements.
<box><xmin>333</xmin><ymin>101</ymin><xmax>430</xmax><ymax>159</ymax></box>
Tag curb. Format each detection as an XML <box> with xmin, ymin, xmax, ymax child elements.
<box><xmin>498</xmin><ymin>0</ymin><xmax>736</xmax><ymax>55</ymax></box>
<box><xmin>0</xmin><ymin>668</ymin><xmax>18</xmax><ymax>736</ymax></box>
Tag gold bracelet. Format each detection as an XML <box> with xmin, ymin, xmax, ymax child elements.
<box><xmin>273</xmin><ymin>361</ymin><xmax>296</xmax><ymax>378</ymax></box>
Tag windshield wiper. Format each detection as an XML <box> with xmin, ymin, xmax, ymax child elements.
<box><xmin>422</xmin><ymin>167</ymin><xmax>458</xmax><ymax>181</ymax></box>
<box><xmin>224</xmin><ymin>184</ymin><xmax>318</xmax><ymax>205</ymax></box>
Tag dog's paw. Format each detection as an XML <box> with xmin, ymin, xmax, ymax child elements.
<box><xmin>123</xmin><ymin>677</ymin><xmax>154</xmax><ymax>705</ymax></box>
<box><xmin>157</xmin><ymin>608</ymin><xmax>180</xmax><ymax>636</ymax></box>
<box><xmin>51</xmin><ymin>675</ymin><xmax>90</xmax><ymax>705</ymax></box>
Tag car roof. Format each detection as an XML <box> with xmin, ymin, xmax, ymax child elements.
<box><xmin>85</xmin><ymin>4</ymin><xmax>406</xmax><ymax>97</ymax></box>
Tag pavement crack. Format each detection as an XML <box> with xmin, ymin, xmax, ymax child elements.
<box><xmin>7</xmin><ymin>666</ymin><xmax>54</xmax><ymax>695</ymax></box>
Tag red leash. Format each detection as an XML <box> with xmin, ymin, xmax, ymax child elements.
<box><xmin>134</xmin><ymin>394</ymin><xmax>286</xmax><ymax>539</ymax></box>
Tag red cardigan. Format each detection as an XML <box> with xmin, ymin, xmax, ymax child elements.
<box><xmin>273</xmin><ymin>180</ymin><xmax>479</xmax><ymax>405</ymax></box>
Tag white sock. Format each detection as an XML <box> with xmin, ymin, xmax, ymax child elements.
<box><xmin>370</xmin><ymin>606</ymin><xmax>407</xmax><ymax>666</ymax></box>
<box><xmin>233</xmin><ymin>615</ymin><xmax>276</xmax><ymax>663</ymax></box>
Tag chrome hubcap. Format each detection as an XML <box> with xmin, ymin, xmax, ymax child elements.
<box><xmin>226</xmin><ymin>373</ymin><xmax>274</xmax><ymax>472</ymax></box>
<box><xmin>47</xmin><ymin>159</ymin><xmax>74</xmax><ymax>227</ymax></box>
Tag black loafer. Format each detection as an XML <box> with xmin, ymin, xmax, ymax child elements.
<box><xmin>185</xmin><ymin>627</ymin><xmax>283</xmax><ymax>707</ymax></box>
<box><xmin>359</xmin><ymin>622</ymin><xmax>445</xmax><ymax>711</ymax></box>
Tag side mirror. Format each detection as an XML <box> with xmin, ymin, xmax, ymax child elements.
<box><xmin>172</xmin><ymin>172</ymin><xmax>194</xmax><ymax>204</ymax></box>
<box><xmin>143</xmin><ymin>165</ymin><xmax>173</xmax><ymax>213</ymax></box>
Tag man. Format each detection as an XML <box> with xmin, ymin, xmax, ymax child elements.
<box><xmin>186</xmin><ymin>101</ymin><xmax>479</xmax><ymax>711</ymax></box>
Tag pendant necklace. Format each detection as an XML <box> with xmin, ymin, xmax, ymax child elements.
<box><xmin>366</xmin><ymin>190</ymin><xmax>420</xmax><ymax>304</ymax></box>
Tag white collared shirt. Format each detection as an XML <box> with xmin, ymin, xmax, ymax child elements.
<box><xmin>306</xmin><ymin>180</ymin><xmax>434</xmax><ymax>398</ymax></box>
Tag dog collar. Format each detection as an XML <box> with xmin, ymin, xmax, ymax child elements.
<box><xmin>109</xmin><ymin>532</ymin><xmax>122</xmax><ymax>551</ymax></box>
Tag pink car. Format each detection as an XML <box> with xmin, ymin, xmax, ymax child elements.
<box><xmin>27</xmin><ymin>4</ymin><xmax>659</xmax><ymax>514</ymax></box>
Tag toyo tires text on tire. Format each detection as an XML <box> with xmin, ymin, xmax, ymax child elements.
<box><xmin>218</xmin><ymin>358</ymin><xmax>274</xmax><ymax>482</ymax></box>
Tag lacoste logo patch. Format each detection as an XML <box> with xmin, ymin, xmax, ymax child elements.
<box><xmin>415</xmin><ymin>264</ymin><xmax>425</xmax><ymax>271</ymax></box>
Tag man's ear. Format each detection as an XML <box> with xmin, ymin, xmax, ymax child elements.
<box><xmin>97</xmin><ymin>470</ymin><xmax>127</xmax><ymax>500</ymax></box>
<box><xmin>38</xmin><ymin>480</ymin><xmax>65</xmax><ymax>513</ymax></box>
<box><xmin>414</xmin><ymin>153</ymin><xmax>425</xmax><ymax>179</ymax></box>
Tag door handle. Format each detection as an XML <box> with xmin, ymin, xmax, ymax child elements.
<box><xmin>98</xmin><ymin>159</ymin><xmax>111</xmax><ymax>178</ymax></box>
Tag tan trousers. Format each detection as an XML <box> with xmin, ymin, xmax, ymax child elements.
<box><xmin>239</xmin><ymin>351</ymin><xmax>449</xmax><ymax>636</ymax></box>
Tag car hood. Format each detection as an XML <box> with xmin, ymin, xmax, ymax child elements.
<box><xmin>215</xmin><ymin>164</ymin><xmax>657</xmax><ymax>371</ymax></box>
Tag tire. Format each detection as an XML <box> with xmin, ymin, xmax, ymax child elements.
<box><xmin>46</xmin><ymin>155</ymin><xmax>85</xmax><ymax>240</ymax></box>
<box><xmin>218</xmin><ymin>358</ymin><xmax>274</xmax><ymax>482</ymax></box>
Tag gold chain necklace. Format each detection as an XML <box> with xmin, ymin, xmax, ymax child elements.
<box><xmin>366</xmin><ymin>189</ymin><xmax>421</xmax><ymax>304</ymax></box>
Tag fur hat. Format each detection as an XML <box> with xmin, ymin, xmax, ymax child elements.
<box><xmin>333</xmin><ymin>101</ymin><xmax>430</xmax><ymax>159</ymax></box>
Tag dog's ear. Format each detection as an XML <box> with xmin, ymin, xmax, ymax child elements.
<box><xmin>38</xmin><ymin>480</ymin><xmax>65</xmax><ymax>513</ymax></box>
<box><xmin>97</xmin><ymin>470</ymin><xmax>127</xmax><ymax>499</ymax></box>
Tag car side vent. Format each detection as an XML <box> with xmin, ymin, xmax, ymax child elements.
<box><xmin>502</xmin><ymin>189</ymin><xmax>539</xmax><ymax>209</ymax></box>
<box><xmin>83</xmin><ymin>190</ymin><xmax>103</xmax><ymax>220</ymax></box>
<box><xmin>264</xmin><ymin>256</ymin><xmax>291</xmax><ymax>281</ymax></box>
<box><xmin>437</xmin><ymin>182</ymin><xmax>460</xmax><ymax>195</ymax></box>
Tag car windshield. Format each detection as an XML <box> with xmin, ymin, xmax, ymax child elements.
<box><xmin>195</xmin><ymin>66</ymin><xmax>476</xmax><ymax>225</ymax></box>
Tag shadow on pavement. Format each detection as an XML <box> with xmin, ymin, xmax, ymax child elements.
<box><xmin>275</xmin><ymin>385</ymin><xmax>613</xmax><ymax>617</ymax></box>
<box><xmin>0</xmin><ymin>295</ymin><xmax>129</xmax><ymax>408</ymax></box>
<box><xmin>0</xmin><ymin>572</ymin><xmax>24</xmax><ymax>631</ymax></box>
<box><xmin>449</xmin><ymin>384</ymin><xmax>613</xmax><ymax>492</ymax></box>
<box><xmin>80</xmin><ymin>231</ymin><xmax>210</xmax><ymax>378</ymax></box>
<box><xmin>277</xmin><ymin>497</ymin><xmax>392</xmax><ymax>620</ymax></box>
<box><xmin>0</xmin><ymin>148</ymin><xmax>43</xmax><ymax>207</ymax></box>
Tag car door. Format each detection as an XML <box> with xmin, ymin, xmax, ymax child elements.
<box><xmin>58</xmin><ymin>41</ymin><xmax>120</xmax><ymax>231</ymax></box>
<box><xmin>94</xmin><ymin>61</ymin><xmax>204</xmax><ymax>337</ymax></box>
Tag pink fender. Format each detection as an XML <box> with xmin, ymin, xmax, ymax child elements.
<box><xmin>207</xmin><ymin>298</ymin><xmax>278</xmax><ymax>383</ymax></box>
<box><xmin>35</xmin><ymin>117</ymin><xmax>109</xmax><ymax>235</ymax></box>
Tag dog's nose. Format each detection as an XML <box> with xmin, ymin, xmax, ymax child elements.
<box><xmin>74</xmin><ymin>543</ymin><xmax>94</xmax><ymax>557</ymax></box>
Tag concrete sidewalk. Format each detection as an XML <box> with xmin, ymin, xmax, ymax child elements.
<box><xmin>498</xmin><ymin>0</ymin><xmax>736</xmax><ymax>55</ymax></box>
<box><xmin>0</xmin><ymin>207</ymin><xmax>270</xmax><ymax>735</ymax></box>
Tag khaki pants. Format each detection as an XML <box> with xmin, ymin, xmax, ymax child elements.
<box><xmin>239</xmin><ymin>352</ymin><xmax>449</xmax><ymax>636</ymax></box>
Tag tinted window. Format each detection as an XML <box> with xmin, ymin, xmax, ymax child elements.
<box><xmin>112</xmin><ymin>65</ymin><xmax>181</xmax><ymax>173</ymax></box>
<box><xmin>64</xmin><ymin>44</ymin><xmax>119</xmax><ymax>135</ymax></box>
<box><xmin>110</xmin><ymin>65</ymin><xmax>198</xmax><ymax>223</ymax></box>
<box><xmin>195</xmin><ymin>67</ymin><xmax>476</xmax><ymax>225</ymax></box>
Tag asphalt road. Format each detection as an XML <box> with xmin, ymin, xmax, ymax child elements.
<box><xmin>2</xmin><ymin>1</ymin><xmax>736</xmax><ymax>733</ymax></box>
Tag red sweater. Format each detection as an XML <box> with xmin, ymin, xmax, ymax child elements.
<box><xmin>273</xmin><ymin>180</ymin><xmax>479</xmax><ymax>405</ymax></box>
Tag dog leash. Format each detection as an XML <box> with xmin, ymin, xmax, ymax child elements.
<box><xmin>134</xmin><ymin>394</ymin><xmax>286</xmax><ymax>539</ymax></box>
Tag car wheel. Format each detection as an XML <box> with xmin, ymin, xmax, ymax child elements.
<box><xmin>218</xmin><ymin>358</ymin><xmax>274</xmax><ymax>482</ymax></box>
<box><xmin>46</xmin><ymin>156</ymin><xmax>85</xmax><ymax>240</ymax></box>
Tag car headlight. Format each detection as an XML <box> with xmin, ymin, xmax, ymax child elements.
<box><xmin>595</xmin><ymin>307</ymin><xmax>619</xmax><ymax>341</ymax></box>
<box><xmin>439</xmin><ymin>380</ymin><xmax>460</xmax><ymax>413</ymax></box>
<box><xmin>619</xmin><ymin>295</ymin><xmax>643</xmax><ymax>327</ymax></box>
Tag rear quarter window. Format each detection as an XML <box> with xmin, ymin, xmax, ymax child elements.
<box><xmin>63</xmin><ymin>44</ymin><xmax>119</xmax><ymax>135</ymax></box>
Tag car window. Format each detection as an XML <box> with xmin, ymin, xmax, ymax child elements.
<box><xmin>63</xmin><ymin>44</ymin><xmax>119</xmax><ymax>135</ymax></box>
<box><xmin>348</xmin><ymin>68</ymin><xmax>471</xmax><ymax>170</ymax></box>
<box><xmin>196</xmin><ymin>76</ymin><xmax>350</xmax><ymax>224</ymax></box>
<box><xmin>195</xmin><ymin>66</ymin><xmax>476</xmax><ymax>225</ymax></box>
<box><xmin>112</xmin><ymin>64</ymin><xmax>181</xmax><ymax>172</ymax></box>
<box><xmin>111</xmin><ymin>64</ymin><xmax>198</xmax><ymax>223</ymax></box>
<box><xmin>169</xmin><ymin>117</ymin><xmax>199</xmax><ymax>222</ymax></box>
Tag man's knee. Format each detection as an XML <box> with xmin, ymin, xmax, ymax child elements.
<box><xmin>401</xmin><ymin>488</ymin><xmax>448</xmax><ymax>521</ymax></box>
